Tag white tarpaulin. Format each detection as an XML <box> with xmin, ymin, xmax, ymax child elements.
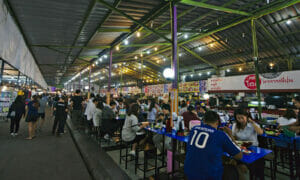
<box><xmin>208</xmin><ymin>70</ymin><xmax>300</xmax><ymax>92</ymax></box>
<box><xmin>0</xmin><ymin>0</ymin><xmax>47</xmax><ymax>88</ymax></box>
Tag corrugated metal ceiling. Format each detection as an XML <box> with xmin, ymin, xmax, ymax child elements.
<box><xmin>5</xmin><ymin>0</ymin><xmax>300</xmax><ymax>86</ymax></box>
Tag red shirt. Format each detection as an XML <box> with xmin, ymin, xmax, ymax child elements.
<box><xmin>182</xmin><ymin>111</ymin><xmax>200</xmax><ymax>129</ymax></box>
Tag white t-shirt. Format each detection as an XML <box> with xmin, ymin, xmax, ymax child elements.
<box><xmin>277</xmin><ymin>117</ymin><xmax>297</xmax><ymax>126</ymax></box>
<box><xmin>232</xmin><ymin>122</ymin><xmax>260</xmax><ymax>146</ymax></box>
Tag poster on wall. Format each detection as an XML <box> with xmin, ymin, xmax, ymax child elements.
<box><xmin>207</xmin><ymin>71</ymin><xmax>300</xmax><ymax>92</ymax></box>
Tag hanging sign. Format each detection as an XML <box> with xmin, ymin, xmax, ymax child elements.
<box><xmin>207</xmin><ymin>71</ymin><xmax>300</xmax><ymax>92</ymax></box>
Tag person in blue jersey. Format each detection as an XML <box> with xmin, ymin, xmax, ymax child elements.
<box><xmin>184</xmin><ymin>111</ymin><xmax>243</xmax><ymax>180</ymax></box>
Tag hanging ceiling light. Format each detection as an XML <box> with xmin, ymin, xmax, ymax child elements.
<box><xmin>286</xmin><ymin>20</ymin><xmax>292</xmax><ymax>25</ymax></box>
<box><xmin>198</xmin><ymin>47</ymin><xmax>202</xmax><ymax>51</ymax></box>
<box><xmin>226</xmin><ymin>69</ymin><xmax>230</xmax><ymax>72</ymax></box>
<box><xmin>163</xmin><ymin>68</ymin><xmax>174</xmax><ymax>79</ymax></box>
<box><xmin>124</xmin><ymin>39</ymin><xmax>129</xmax><ymax>45</ymax></box>
<box><xmin>184</xmin><ymin>34</ymin><xmax>188</xmax><ymax>39</ymax></box>
<box><xmin>154</xmin><ymin>47</ymin><xmax>158</xmax><ymax>51</ymax></box>
<box><xmin>198</xmin><ymin>73</ymin><xmax>202</xmax><ymax>76</ymax></box>
<box><xmin>134</xmin><ymin>56</ymin><xmax>138</xmax><ymax>60</ymax></box>
<box><xmin>136</xmin><ymin>31</ymin><xmax>141</xmax><ymax>37</ymax></box>
<box><xmin>116</xmin><ymin>46</ymin><xmax>120</xmax><ymax>51</ymax></box>
<box><xmin>238</xmin><ymin>67</ymin><xmax>243</xmax><ymax>72</ymax></box>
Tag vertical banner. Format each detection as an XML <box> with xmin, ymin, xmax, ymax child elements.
<box><xmin>171</xmin><ymin>89</ymin><xmax>178</xmax><ymax>127</ymax></box>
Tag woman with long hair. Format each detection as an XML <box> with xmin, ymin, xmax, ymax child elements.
<box><xmin>25</xmin><ymin>95</ymin><xmax>40</xmax><ymax>140</ymax></box>
<box><xmin>147</xmin><ymin>99</ymin><xmax>157</xmax><ymax>123</ymax></box>
<box><xmin>122</xmin><ymin>103</ymin><xmax>149</xmax><ymax>156</ymax></box>
<box><xmin>232</xmin><ymin>108</ymin><xmax>264</xmax><ymax>180</ymax></box>
<box><xmin>232</xmin><ymin>108</ymin><xmax>263</xmax><ymax>146</ymax></box>
<box><xmin>8</xmin><ymin>95</ymin><xmax>26</xmax><ymax>136</ymax></box>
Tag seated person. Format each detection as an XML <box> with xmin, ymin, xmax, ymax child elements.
<box><xmin>184</xmin><ymin>111</ymin><xmax>242</xmax><ymax>180</ymax></box>
<box><xmin>231</xmin><ymin>108</ymin><xmax>264</xmax><ymax>179</ymax></box>
<box><xmin>277</xmin><ymin>108</ymin><xmax>297</xmax><ymax>126</ymax></box>
<box><xmin>182</xmin><ymin>105</ymin><xmax>200</xmax><ymax>130</ymax></box>
<box><xmin>232</xmin><ymin>108</ymin><xmax>263</xmax><ymax>146</ymax></box>
<box><xmin>122</xmin><ymin>103</ymin><xmax>149</xmax><ymax>156</ymax></box>
<box><xmin>152</xmin><ymin>105</ymin><xmax>175</xmax><ymax>154</ymax></box>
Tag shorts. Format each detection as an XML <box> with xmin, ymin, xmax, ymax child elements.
<box><xmin>25</xmin><ymin>114</ymin><xmax>38</xmax><ymax>122</ymax></box>
<box><xmin>38</xmin><ymin>113</ymin><xmax>45</xmax><ymax>119</ymax></box>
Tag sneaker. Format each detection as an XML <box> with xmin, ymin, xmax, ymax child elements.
<box><xmin>129</xmin><ymin>150</ymin><xmax>136</xmax><ymax>157</ymax></box>
<box><xmin>10</xmin><ymin>133</ymin><xmax>14</xmax><ymax>136</ymax></box>
<box><xmin>14</xmin><ymin>133</ymin><xmax>18</xmax><ymax>136</ymax></box>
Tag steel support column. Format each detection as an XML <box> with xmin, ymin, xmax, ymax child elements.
<box><xmin>107</xmin><ymin>49</ymin><xmax>113</xmax><ymax>104</ymax></box>
<box><xmin>171</xmin><ymin>3</ymin><xmax>178</xmax><ymax>89</ymax></box>
<box><xmin>251</xmin><ymin>19</ymin><xmax>262</xmax><ymax>121</ymax></box>
<box><xmin>171</xmin><ymin>2</ymin><xmax>178</xmax><ymax>130</ymax></box>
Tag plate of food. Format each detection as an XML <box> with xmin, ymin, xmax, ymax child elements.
<box><xmin>241</xmin><ymin>146</ymin><xmax>253</xmax><ymax>154</ymax></box>
<box><xmin>236</xmin><ymin>141</ymin><xmax>253</xmax><ymax>148</ymax></box>
<box><xmin>265</xmin><ymin>129</ymin><xmax>281</xmax><ymax>136</ymax></box>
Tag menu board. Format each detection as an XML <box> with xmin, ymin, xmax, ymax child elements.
<box><xmin>179</xmin><ymin>81</ymin><xmax>199</xmax><ymax>93</ymax></box>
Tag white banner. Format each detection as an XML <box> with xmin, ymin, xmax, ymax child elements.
<box><xmin>208</xmin><ymin>71</ymin><xmax>300</xmax><ymax>92</ymax></box>
<box><xmin>0</xmin><ymin>0</ymin><xmax>47</xmax><ymax>88</ymax></box>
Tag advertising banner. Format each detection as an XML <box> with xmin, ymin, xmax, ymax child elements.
<box><xmin>207</xmin><ymin>71</ymin><xmax>300</xmax><ymax>92</ymax></box>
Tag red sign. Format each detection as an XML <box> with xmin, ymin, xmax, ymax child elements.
<box><xmin>244</xmin><ymin>75</ymin><xmax>261</xmax><ymax>90</ymax></box>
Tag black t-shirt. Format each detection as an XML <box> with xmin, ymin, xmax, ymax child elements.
<box><xmin>71</xmin><ymin>95</ymin><xmax>83</xmax><ymax>110</ymax></box>
<box><xmin>55</xmin><ymin>101</ymin><xmax>67</xmax><ymax>118</ymax></box>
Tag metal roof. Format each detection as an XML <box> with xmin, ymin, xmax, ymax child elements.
<box><xmin>5</xmin><ymin>0</ymin><xmax>300</xmax><ymax>86</ymax></box>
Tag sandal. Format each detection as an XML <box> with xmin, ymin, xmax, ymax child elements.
<box><xmin>25</xmin><ymin>137</ymin><xmax>33</xmax><ymax>140</ymax></box>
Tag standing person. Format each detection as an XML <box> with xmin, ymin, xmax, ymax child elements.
<box><xmin>70</xmin><ymin>90</ymin><xmax>84</xmax><ymax>127</ymax></box>
<box><xmin>147</xmin><ymin>99</ymin><xmax>157</xmax><ymax>123</ymax></box>
<box><xmin>37</xmin><ymin>94</ymin><xmax>47</xmax><ymax>132</ymax></box>
<box><xmin>52</xmin><ymin>96</ymin><xmax>68</xmax><ymax>136</ymax></box>
<box><xmin>184</xmin><ymin>111</ymin><xmax>242</xmax><ymax>180</ymax></box>
<box><xmin>84</xmin><ymin>93</ymin><xmax>95</xmax><ymax>129</ymax></box>
<box><xmin>8</xmin><ymin>95</ymin><xmax>26</xmax><ymax>136</ymax></box>
<box><xmin>25</xmin><ymin>95</ymin><xmax>40</xmax><ymax>140</ymax></box>
<box><xmin>93</xmin><ymin>101</ymin><xmax>104</xmax><ymax>136</ymax></box>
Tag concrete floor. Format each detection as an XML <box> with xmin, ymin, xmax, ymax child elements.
<box><xmin>0</xmin><ymin>111</ymin><xmax>91</xmax><ymax>180</ymax></box>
